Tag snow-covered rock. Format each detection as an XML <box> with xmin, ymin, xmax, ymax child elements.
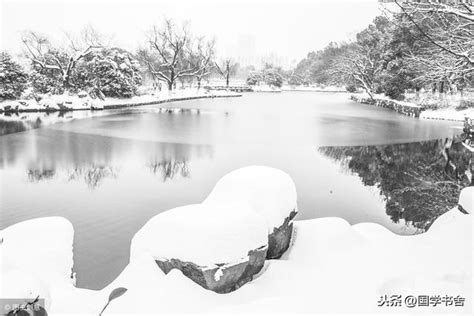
<box><xmin>17</xmin><ymin>99</ymin><xmax>41</xmax><ymax>111</ymax></box>
<box><xmin>130</xmin><ymin>203</ymin><xmax>268</xmax><ymax>293</ymax></box>
<box><xmin>37</xmin><ymin>94</ymin><xmax>92</xmax><ymax>111</ymax></box>
<box><xmin>458</xmin><ymin>186</ymin><xmax>473</xmax><ymax>213</ymax></box>
<box><xmin>77</xmin><ymin>207</ymin><xmax>472</xmax><ymax>314</ymax></box>
<box><xmin>0</xmin><ymin>101</ymin><xmax>20</xmax><ymax>112</ymax></box>
<box><xmin>0</xmin><ymin>217</ymin><xmax>75</xmax><ymax>312</ymax></box>
<box><xmin>205</xmin><ymin>166</ymin><xmax>298</xmax><ymax>259</ymax></box>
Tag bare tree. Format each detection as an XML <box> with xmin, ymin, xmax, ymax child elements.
<box><xmin>190</xmin><ymin>37</ymin><xmax>215</xmax><ymax>90</ymax></box>
<box><xmin>330</xmin><ymin>44</ymin><xmax>382</xmax><ymax>99</ymax></box>
<box><xmin>22</xmin><ymin>26</ymin><xmax>103</xmax><ymax>91</ymax></box>
<box><xmin>139</xmin><ymin>19</ymin><xmax>207</xmax><ymax>91</ymax></box>
<box><xmin>214</xmin><ymin>59</ymin><xmax>238</xmax><ymax>88</ymax></box>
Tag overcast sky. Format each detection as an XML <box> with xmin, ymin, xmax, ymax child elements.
<box><xmin>1</xmin><ymin>0</ymin><xmax>383</xmax><ymax>67</ymax></box>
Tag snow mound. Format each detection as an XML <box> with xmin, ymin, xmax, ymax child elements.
<box><xmin>131</xmin><ymin>203</ymin><xmax>268</xmax><ymax>267</ymax></box>
<box><xmin>0</xmin><ymin>268</ymin><xmax>51</xmax><ymax>310</ymax></box>
<box><xmin>0</xmin><ymin>217</ymin><xmax>75</xmax><ymax>287</ymax></box>
<box><xmin>1</xmin><ymin>175</ymin><xmax>470</xmax><ymax>313</ymax></box>
<box><xmin>204</xmin><ymin>166</ymin><xmax>297</xmax><ymax>232</ymax></box>
<box><xmin>105</xmin><ymin>208</ymin><xmax>470</xmax><ymax>313</ymax></box>
<box><xmin>1</xmin><ymin>217</ymin><xmax>75</xmax><ymax>312</ymax></box>
<box><xmin>458</xmin><ymin>186</ymin><xmax>473</xmax><ymax>213</ymax></box>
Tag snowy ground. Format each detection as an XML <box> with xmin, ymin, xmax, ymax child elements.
<box><xmin>252</xmin><ymin>85</ymin><xmax>282</xmax><ymax>92</ymax></box>
<box><xmin>282</xmin><ymin>85</ymin><xmax>347</xmax><ymax>92</ymax></box>
<box><xmin>420</xmin><ymin>107</ymin><xmax>474</xmax><ymax>122</ymax></box>
<box><xmin>1</xmin><ymin>168</ymin><xmax>471</xmax><ymax>314</ymax></box>
<box><xmin>0</xmin><ymin>89</ymin><xmax>241</xmax><ymax>114</ymax></box>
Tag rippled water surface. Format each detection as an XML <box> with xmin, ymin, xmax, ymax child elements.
<box><xmin>0</xmin><ymin>92</ymin><xmax>466</xmax><ymax>289</ymax></box>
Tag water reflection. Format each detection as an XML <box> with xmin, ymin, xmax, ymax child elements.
<box><xmin>68</xmin><ymin>166</ymin><xmax>118</xmax><ymax>190</ymax></box>
<box><xmin>319</xmin><ymin>138</ymin><xmax>472</xmax><ymax>231</ymax></box>
<box><xmin>148</xmin><ymin>159</ymin><xmax>190</xmax><ymax>182</ymax></box>
<box><xmin>27</xmin><ymin>169</ymin><xmax>56</xmax><ymax>182</ymax></box>
<box><xmin>0</xmin><ymin>111</ymin><xmax>109</xmax><ymax>135</ymax></box>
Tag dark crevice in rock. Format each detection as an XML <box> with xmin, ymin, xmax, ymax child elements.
<box><xmin>267</xmin><ymin>209</ymin><xmax>298</xmax><ymax>259</ymax></box>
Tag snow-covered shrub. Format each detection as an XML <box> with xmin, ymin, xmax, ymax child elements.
<box><xmin>246</xmin><ymin>71</ymin><xmax>263</xmax><ymax>86</ymax></box>
<box><xmin>345</xmin><ymin>84</ymin><xmax>358</xmax><ymax>93</ymax></box>
<box><xmin>246</xmin><ymin>68</ymin><xmax>283</xmax><ymax>88</ymax></box>
<box><xmin>74</xmin><ymin>48</ymin><xmax>142</xmax><ymax>98</ymax></box>
<box><xmin>30</xmin><ymin>70</ymin><xmax>64</xmax><ymax>95</ymax></box>
<box><xmin>263</xmin><ymin>68</ymin><xmax>283</xmax><ymax>88</ymax></box>
<box><xmin>0</xmin><ymin>52</ymin><xmax>29</xmax><ymax>99</ymax></box>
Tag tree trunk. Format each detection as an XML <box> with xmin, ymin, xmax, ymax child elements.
<box><xmin>197</xmin><ymin>77</ymin><xmax>201</xmax><ymax>90</ymax></box>
<box><xmin>62</xmin><ymin>73</ymin><xmax>71</xmax><ymax>92</ymax></box>
<box><xmin>167</xmin><ymin>80</ymin><xmax>173</xmax><ymax>91</ymax></box>
<box><xmin>226</xmin><ymin>75</ymin><xmax>230</xmax><ymax>88</ymax></box>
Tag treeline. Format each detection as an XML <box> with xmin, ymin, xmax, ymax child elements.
<box><xmin>0</xmin><ymin>20</ymin><xmax>239</xmax><ymax>100</ymax></box>
<box><xmin>291</xmin><ymin>0</ymin><xmax>474</xmax><ymax>100</ymax></box>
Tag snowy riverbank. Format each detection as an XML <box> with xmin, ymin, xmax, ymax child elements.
<box><xmin>420</xmin><ymin>107</ymin><xmax>474</xmax><ymax>122</ymax></box>
<box><xmin>1</xmin><ymin>167</ymin><xmax>472</xmax><ymax>314</ymax></box>
<box><xmin>351</xmin><ymin>93</ymin><xmax>474</xmax><ymax>122</ymax></box>
<box><xmin>0</xmin><ymin>89</ymin><xmax>242</xmax><ymax>114</ymax></box>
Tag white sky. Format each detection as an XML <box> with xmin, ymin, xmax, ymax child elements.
<box><xmin>0</xmin><ymin>0</ymin><xmax>382</xmax><ymax>67</ymax></box>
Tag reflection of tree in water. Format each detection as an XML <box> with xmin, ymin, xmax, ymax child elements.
<box><xmin>319</xmin><ymin>138</ymin><xmax>472</xmax><ymax>232</ymax></box>
<box><xmin>68</xmin><ymin>166</ymin><xmax>117</xmax><ymax>190</ymax></box>
<box><xmin>27</xmin><ymin>169</ymin><xmax>55</xmax><ymax>182</ymax></box>
<box><xmin>148</xmin><ymin>159</ymin><xmax>190</xmax><ymax>182</ymax></box>
<box><xmin>1</xmin><ymin>117</ymin><xmax>43</xmax><ymax>136</ymax></box>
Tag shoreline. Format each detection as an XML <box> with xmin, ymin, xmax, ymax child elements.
<box><xmin>350</xmin><ymin>94</ymin><xmax>474</xmax><ymax>122</ymax></box>
<box><xmin>0</xmin><ymin>92</ymin><xmax>242</xmax><ymax>115</ymax></box>
<box><xmin>350</xmin><ymin>94</ymin><xmax>423</xmax><ymax>118</ymax></box>
<box><xmin>102</xmin><ymin>93</ymin><xmax>242</xmax><ymax>110</ymax></box>
<box><xmin>282</xmin><ymin>88</ymin><xmax>347</xmax><ymax>93</ymax></box>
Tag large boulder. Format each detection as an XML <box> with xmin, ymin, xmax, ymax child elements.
<box><xmin>130</xmin><ymin>203</ymin><xmax>268</xmax><ymax>293</ymax></box>
<box><xmin>205</xmin><ymin>166</ymin><xmax>298</xmax><ymax>259</ymax></box>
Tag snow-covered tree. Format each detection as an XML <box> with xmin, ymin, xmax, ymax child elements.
<box><xmin>263</xmin><ymin>67</ymin><xmax>283</xmax><ymax>88</ymax></box>
<box><xmin>388</xmin><ymin>0</ymin><xmax>474</xmax><ymax>89</ymax></box>
<box><xmin>329</xmin><ymin>17</ymin><xmax>392</xmax><ymax>99</ymax></box>
<box><xmin>246</xmin><ymin>67</ymin><xmax>283</xmax><ymax>87</ymax></box>
<box><xmin>139</xmin><ymin>19</ymin><xmax>207</xmax><ymax>91</ymax></box>
<box><xmin>246</xmin><ymin>71</ymin><xmax>264</xmax><ymax>86</ymax></box>
<box><xmin>22</xmin><ymin>27</ymin><xmax>102</xmax><ymax>93</ymax></box>
<box><xmin>0</xmin><ymin>52</ymin><xmax>29</xmax><ymax>99</ymax></box>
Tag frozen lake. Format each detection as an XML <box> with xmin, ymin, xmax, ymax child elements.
<box><xmin>0</xmin><ymin>92</ymin><xmax>463</xmax><ymax>289</ymax></box>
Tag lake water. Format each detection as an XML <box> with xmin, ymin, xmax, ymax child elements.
<box><xmin>0</xmin><ymin>92</ymin><xmax>466</xmax><ymax>290</ymax></box>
